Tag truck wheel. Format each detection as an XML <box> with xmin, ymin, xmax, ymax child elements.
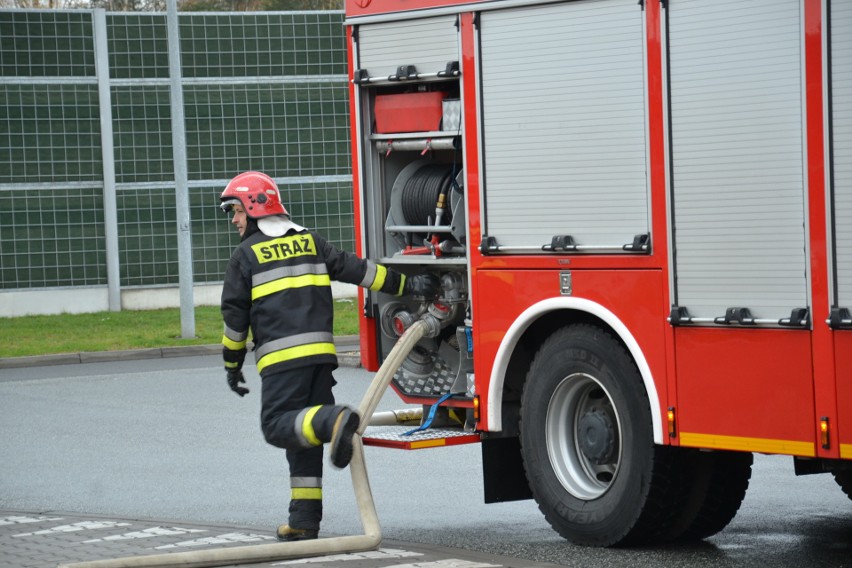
<box><xmin>519</xmin><ymin>324</ymin><xmax>680</xmax><ymax>546</ymax></box>
<box><xmin>834</xmin><ymin>470</ymin><xmax>852</xmax><ymax>500</ymax></box>
<box><xmin>677</xmin><ymin>450</ymin><xmax>753</xmax><ymax>540</ymax></box>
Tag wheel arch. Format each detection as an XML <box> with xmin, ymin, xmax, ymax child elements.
<box><xmin>485</xmin><ymin>297</ymin><xmax>664</xmax><ymax>444</ymax></box>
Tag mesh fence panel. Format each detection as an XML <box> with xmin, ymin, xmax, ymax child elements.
<box><xmin>112</xmin><ymin>86</ymin><xmax>173</xmax><ymax>183</ymax></box>
<box><xmin>1</xmin><ymin>84</ymin><xmax>102</xmax><ymax>184</ymax></box>
<box><xmin>184</xmin><ymin>81</ymin><xmax>350</xmax><ymax>180</ymax></box>
<box><xmin>1</xmin><ymin>9</ymin><xmax>352</xmax><ymax>292</ymax></box>
<box><xmin>0</xmin><ymin>10</ymin><xmax>94</xmax><ymax>77</ymax></box>
<box><xmin>180</xmin><ymin>12</ymin><xmax>346</xmax><ymax>78</ymax></box>
<box><xmin>0</xmin><ymin>186</ymin><xmax>106</xmax><ymax>287</ymax></box>
<box><xmin>117</xmin><ymin>187</ymin><xmax>179</xmax><ymax>286</ymax></box>
<box><xmin>107</xmin><ymin>13</ymin><xmax>168</xmax><ymax>80</ymax></box>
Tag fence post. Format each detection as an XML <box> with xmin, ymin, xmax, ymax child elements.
<box><xmin>93</xmin><ymin>8</ymin><xmax>121</xmax><ymax>312</ymax></box>
<box><xmin>167</xmin><ymin>0</ymin><xmax>196</xmax><ymax>339</ymax></box>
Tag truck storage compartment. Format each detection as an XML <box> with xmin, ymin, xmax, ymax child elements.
<box><xmin>374</xmin><ymin>92</ymin><xmax>446</xmax><ymax>133</ymax></box>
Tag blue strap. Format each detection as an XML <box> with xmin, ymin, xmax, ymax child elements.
<box><xmin>402</xmin><ymin>392</ymin><xmax>456</xmax><ymax>436</ymax></box>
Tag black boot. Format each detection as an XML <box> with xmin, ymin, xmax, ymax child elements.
<box><xmin>329</xmin><ymin>407</ymin><xmax>360</xmax><ymax>469</ymax></box>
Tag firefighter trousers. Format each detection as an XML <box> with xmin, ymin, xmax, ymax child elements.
<box><xmin>260</xmin><ymin>363</ymin><xmax>341</xmax><ymax>531</ymax></box>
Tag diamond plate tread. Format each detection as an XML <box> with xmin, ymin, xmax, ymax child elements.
<box><xmin>364</xmin><ymin>425</ymin><xmax>476</xmax><ymax>441</ymax></box>
<box><xmin>362</xmin><ymin>426</ymin><xmax>481</xmax><ymax>450</ymax></box>
<box><xmin>393</xmin><ymin>354</ymin><xmax>457</xmax><ymax>397</ymax></box>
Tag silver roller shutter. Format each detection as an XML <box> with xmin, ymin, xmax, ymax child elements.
<box><xmin>668</xmin><ymin>0</ymin><xmax>808</xmax><ymax>321</ymax></box>
<box><xmin>479</xmin><ymin>0</ymin><xmax>648</xmax><ymax>250</ymax></box>
<box><xmin>832</xmin><ymin>0</ymin><xmax>852</xmax><ymax>309</ymax></box>
<box><xmin>356</xmin><ymin>16</ymin><xmax>458</xmax><ymax>79</ymax></box>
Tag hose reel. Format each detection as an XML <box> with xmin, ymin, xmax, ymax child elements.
<box><xmin>386</xmin><ymin>160</ymin><xmax>465</xmax><ymax>252</ymax></box>
<box><xmin>400</xmin><ymin>163</ymin><xmax>455</xmax><ymax>228</ymax></box>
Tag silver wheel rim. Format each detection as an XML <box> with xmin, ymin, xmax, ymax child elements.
<box><xmin>545</xmin><ymin>372</ymin><xmax>622</xmax><ymax>500</ymax></box>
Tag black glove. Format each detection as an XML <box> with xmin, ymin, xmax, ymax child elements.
<box><xmin>226</xmin><ymin>369</ymin><xmax>249</xmax><ymax>397</ymax></box>
<box><xmin>403</xmin><ymin>273</ymin><xmax>440</xmax><ymax>299</ymax></box>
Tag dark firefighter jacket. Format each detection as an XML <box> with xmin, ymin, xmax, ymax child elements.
<box><xmin>221</xmin><ymin>226</ymin><xmax>406</xmax><ymax>377</ymax></box>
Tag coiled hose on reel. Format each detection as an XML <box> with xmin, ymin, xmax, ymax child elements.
<box><xmin>400</xmin><ymin>163</ymin><xmax>456</xmax><ymax>227</ymax></box>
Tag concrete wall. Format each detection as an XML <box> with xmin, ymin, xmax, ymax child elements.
<box><xmin>0</xmin><ymin>282</ymin><xmax>358</xmax><ymax>318</ymax></box>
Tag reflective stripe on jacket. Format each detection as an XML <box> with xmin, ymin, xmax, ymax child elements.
<box><xmin>221</xmin><ymin>228</ymin><xmax>405</xmax><ymax>377</ymax></box>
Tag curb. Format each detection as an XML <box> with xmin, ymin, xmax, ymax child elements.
<box><xmin>0</xmin><ymin>336</ymin><xmax>362</xmax><ymax>370</ymax></box>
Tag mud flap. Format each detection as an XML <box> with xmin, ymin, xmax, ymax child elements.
<box><xmin>482</xmin><ymin>436</ymin><xmax>533</xmax><ymax>503</ymax></box>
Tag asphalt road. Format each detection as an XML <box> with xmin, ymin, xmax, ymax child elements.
<box><xmin>1</xmin><ymin>355</ymin><xmax>850</xmax><ymax>567</ymax></box>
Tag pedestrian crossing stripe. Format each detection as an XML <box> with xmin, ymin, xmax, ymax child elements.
<box><xmin>155</xmin><ymin>532</ymin><xmax>276</xmax><ymax>549</ymax></box>
<box><xmin>386</xmin><ymin>561</ymin><xmax>501</xmax><ymax>568</ymax></box>
<box><xmin>13</xmin><ymin>520</ymin><xmax>131</xmax><ymax>537</ymax></box>
<box><xmin>0</xmin><ymin>515</ymin><xmax>63</xmax><ymax>526</ymax></box>
<box><xmin>275</xmin><ymin>548</ymin><xmax>423</xmax><ymax>564</ymax></box>
<box><xmin>82</xmin><ymin>527</ymin><xmax>206</xmax><ymax>543</ymax></box>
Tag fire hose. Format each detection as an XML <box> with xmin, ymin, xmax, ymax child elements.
<box><xmin>58</xmin><ymin>319</ymin><xmax>430</xmax><ymax>568</ymax></box>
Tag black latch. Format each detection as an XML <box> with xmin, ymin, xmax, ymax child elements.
<box><xmin>829</xmin><ymin>307</ymin><xmax>852</xmax><ymax>329</ymax></box>
<box><xmin>479</xmin><ymin>236</ymin><xmax>498</xmax><ymax>255</ymax></box>
<box><xmin>714</xmin><ymin>307</ymin><xmax>756</xmax><ymax>325</ymax></box>
<box><xmin>438</xmin><ymin>61</ymin><xmax>460</xmax><ymax>77</ymax></box>
<box><xmin>390</xmin><ymin>65</ymin><xmax>418</xmax><ymax>81</ymax></box>
<box><xmin>669</xmin><ymin>306</ymin><xmax>692</xmax><ymax>326</ymax></box>
<box><xmin>623</xmin><ymin>233</ymin><xmax>650</xmax><ymax>252</ymax></box>
<box><xmin>352</xmin><ymin>69</ymin><xmax>369</xmax><ymax>84</ymax></box>
<box><xmin>779</xmin><ymin>308</ymin><xmax>809</xmax><ymax>327</ymax></box>
<box><xmin>542</xmin><ymin>235</ymin><xmax>577</xmax><ymax>252</ymax></box>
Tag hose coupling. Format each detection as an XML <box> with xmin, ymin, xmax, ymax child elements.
<box><xmin>417</xmin><ymin>313</ymin><xmax>444</xmax><ymax>338</ymax></box>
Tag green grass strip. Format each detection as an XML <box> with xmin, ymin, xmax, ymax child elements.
<box><xmin>0</xmin><ymin>299</ymin><xmax>359</xmax><ymax>359</ymax></box>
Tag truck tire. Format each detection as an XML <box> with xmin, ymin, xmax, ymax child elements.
<box><xmin>676</xmin><ymin>450</ymin><xmax>753</xmax><ymax>541</ymax></box>
<box><xmin>519</xmin><ymin>324</ymin><xmax>684</xmax><ymax>546</ymax></box>
<box><xmin>834</xmin><ymin>470</ymin><xmax>852</xmax><ymax>500</ymax></box>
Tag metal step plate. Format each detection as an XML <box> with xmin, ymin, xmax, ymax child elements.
<box><xmin>362</xmin><ymin>425</ymin><xmax>481</xmax><ymax>450</ymax></box>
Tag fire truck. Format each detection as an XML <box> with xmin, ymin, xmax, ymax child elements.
<box><xmin>344</xmin><ymin>0</ymin><xmax>852</xmax><ymax>546</ymax></box>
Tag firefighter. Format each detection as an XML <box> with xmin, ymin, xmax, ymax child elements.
<box><xmin>219</xmin><ymin>171</ymin><xmax>438</xmax><ymax>541</ymax></box>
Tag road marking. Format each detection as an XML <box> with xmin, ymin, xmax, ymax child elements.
<box><xmin>82</xmin><ymin>526</ymin><xmax>207</xmax><ymax>543</ymax></box>
<box><xmin>155</xmin><ymin>532</ymin><xmax>276</xmax><ymax>549</ymax></box>
<box><xmin>0</xmin><ymin>515</ymin><xmax>63</xmax><ymax>526</ymax></box>
<box><xmin>276</xmin><ymin>548</ymin><xmax>423</xmax><ymax>564</ymax></box>
<box><xmin>14</xmin><ymin>520</ymin><xmax>131</xmax><ymax>537</ymax></box>
<box><xmin>386</xmin><ymin>561</ymin><xmax>501</xmax><ymax>568</ymax></box>
<box><xmin>387</xmin><ymin>558</ymin><xmax>503</xmax><ymax>568</ymax></box>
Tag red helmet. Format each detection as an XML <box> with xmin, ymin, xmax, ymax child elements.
<box><xmin>220</xmin><ymin>171</ymin><xmax>288</xmax><ymax>219</ymax></box>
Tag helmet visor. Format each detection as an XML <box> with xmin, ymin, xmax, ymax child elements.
<box><xmin>220</xmin><ymin>198</ymin><xmax>241</xmax><ymax>214</ymax></box>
